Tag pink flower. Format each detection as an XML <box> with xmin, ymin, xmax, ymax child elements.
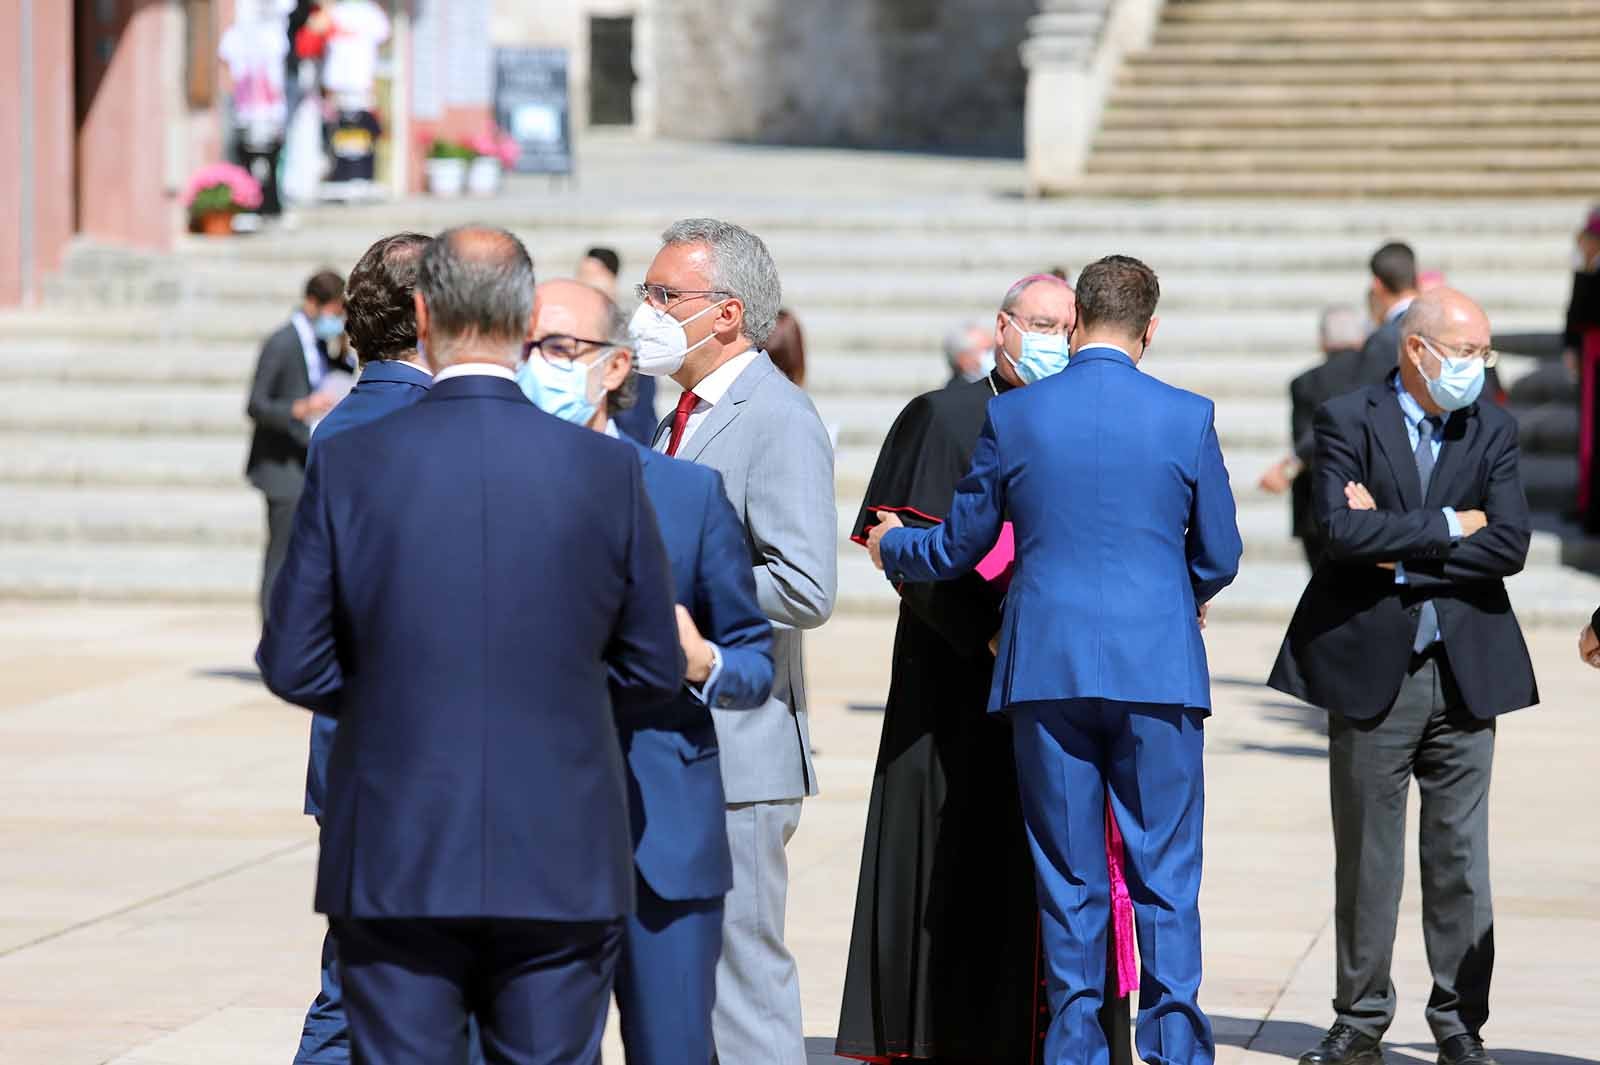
<box><xmin>465</xmin><ymin>128</ymin><xmax>521</xmax><ymax>167</ymax></box>
<box><xmin>181</xmin><ymin>162</ymin><xmax>264</xmax><ymax>211</ymax></box>
<box><xmin>494</xmin><ymin>131</ymin><xmax>521</xmax><ymax>168</ymax></box>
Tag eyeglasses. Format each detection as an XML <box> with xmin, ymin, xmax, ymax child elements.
<box><xmin>634</xmin><ymin>282</ymin><xmax>731</xmax><ymax>308</ymax></box>
<box><xmin>1004</xmin><ymin>312</ymin><xmax>1072</xmax><ymax>337</ymax></box>
<box><xmin>1420</xmin><ymin>336</ymin><xmax>1500</xmax><ymax>368</ymax></box>
<box><xmin>526</xmin><ymin>334</ymin><xmax>615</xmax><ymax>367</ymax></box>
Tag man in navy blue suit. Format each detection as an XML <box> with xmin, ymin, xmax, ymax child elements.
<box><xmin>513</xmin><ymin>276</ymin><xmax>775</xmax><ymax>1064</ymax></box>
<box><xmin>291</xmin><ymin>231</ymin><xmax>433</xmax><ymax>1065</ymax></box>
<box><xmin>258</xmin><ymin>227</ymin><xmax>684</xmax><ymax>1065</ymax></box>
<box><xmin>867</xmin><ymin>256</ymin><xmax>1242</xmax><ymax>1065</ymax></box>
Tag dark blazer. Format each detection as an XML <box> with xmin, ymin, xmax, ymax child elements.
<box><xmin>1268</xmin><ymin>375</ymin><xmax>1538</xmax><ymax>720</ymax></box>
<box><xmin>257</xmin><ymin>373</ymin><xmax>684</xmax><ymax>921</ymax></box>
<box><xmin>880</xmin><ymin>346</ymin><xmax>1242</xmax><ymax>713</ymax></box>
<box><xmin>613</xmin><ymin>374</ymin><xmax>660</xmax><ymax>445</ymax></box>
<box><xmin>626</xmin><ymin>440</ymin><xmax>773</xmax><ymax>901</ymax></box>
<box><xmin>300</xmin><ymin>359</ymin><xmax>433</xmax><ymax>818</ymax></box>
<box><xmin>246</xmin><ymin>318</ymin><xmax>316</xmax><ymax>499</ymax></box>
<box><xmin>1289</xmin><ymin>346</ymin><xmax>1384</xmax><ymax>539</ymax></box>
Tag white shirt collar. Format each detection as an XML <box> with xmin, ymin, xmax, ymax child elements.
<box><xmin>602</xmin><ymin>420</ymin><xmax>621</xmax><ymax>439</ymax></box>
<box><xmin>291</xmin><ymin>310</ymin><xmax>323</xmax><ymax>386</ymax></box>
<box><xmin>1079</xmin><ymin>342</ymin><xmax>1132</xmax><ymax>359</ymax></box>
<box><xmin>433</xmin><ymin>362</ymin><xmax>518</xmax><ymax>384</ymax></box>
<box><xmin>1385</xmin><ymin>297</ymin><xmax>1414</xmax><ymax>324</ymax></box>
<box><xmin>689</xmin><ymin>349</ymin><xmax>761</xmax><ymax>406</ymax></box>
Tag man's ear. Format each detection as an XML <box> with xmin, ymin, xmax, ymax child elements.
<box><xmin>413</xmin><ymin>292</ymin><xmax>433</xmax><ymax>365</ymax></box>
<box><xmin>603</xmin><ymin>347</ymin><xmax>633</xmax><ymax>393</ymax></box>
<box><xmin>717</xmin><ymin>297</ymin><xmax>745</xmax><ymax>342</ymax></box>
<box><xmin>1144</xmin><ymin>316</ymin><xmax>1160</xmax><ymax>351</ymax></box>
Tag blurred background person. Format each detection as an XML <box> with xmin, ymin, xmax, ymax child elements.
<box><xmin>583</xmin><ymin>245</ymin><xmax>661</xmax><ymax>444</ymax></box>
<box><xmin>766</xmin><ymin>309</ymin><xmax>806</xmax><ymax>388</ymax></box>
<box><xmin>1258</xmin><ymin>304</ymin><xmax>1371</xmax><ymax>568</ymax></box>
<box><xmin>1360</xmin><ymin>242</ymin><xmax>1419</xmax><ymax>379</ymax></box>
<box><xmin>218</xmin><ymin>0</ymin><xmax>291</xmax><ymax>220</ymax></box>
<box><xmin>576</xmin><ymin>246</ymin><xmax>622</xmax><ymax>301</ymax></box>
<box><xmin>244</xmin><ymin>268</ymin><xmax>345</xmax><ymax>622</ymax></box>
<box><xmin>943</xmin><ymin>321</ymin><xmax>993</xmax><ymax>388</ymax></box>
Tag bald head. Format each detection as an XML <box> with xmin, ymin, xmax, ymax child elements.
<box><xmin>415</xmin><ymin>225</ymin><xmax>536</xmax><ymax>368</ymax></box>
<box><xmin>1397</xmin><ymin>287</ymin><xmax>1492</xmax><ymax>414</ymax></box>
<box><xmin>535</xmin><ymin>278</ymin><xmax>614</xmax><ymax>343</ymax></box>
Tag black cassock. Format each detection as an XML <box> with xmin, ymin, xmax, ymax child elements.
<box><xmin>835</xmin><ymin>371</ymin><xmax>1131</xmax><ymax>1064</ymax></box>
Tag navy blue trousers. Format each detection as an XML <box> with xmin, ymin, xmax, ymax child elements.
<box><xmin>332</xmin><ymin>917</ymin><xmax>621</xmax><ymax>1065</ymax></box>
<box><xmin>293</xmin><ymin>927</ymin><xmax>349</xmax><ymax>1065</ymax></box>
<box><xmin>1010</xmin><ymin>699</ymin><xmax>1212</xmax><ymax>1065</ymax></box>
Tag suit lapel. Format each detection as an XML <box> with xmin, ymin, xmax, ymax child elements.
<box><xmin>1424</xmin><ymin>406</ymin><xmax>1479</xmax><ymax>508</ymax></box>
<box><xmin>1371</xmin><ymin>387</ymin><xmax>1422</xmax><ymax>508</ymax></box>
<box><xmin>675</xmin><ymin>354</ymin><xmax>777</xmax><ymax>463</ymax></box>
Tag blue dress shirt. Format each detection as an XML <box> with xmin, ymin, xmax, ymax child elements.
<box><xmin>1392</xmin><ymin>376</ymin><xmax>1462</xmax><ymax>644</ymax></box>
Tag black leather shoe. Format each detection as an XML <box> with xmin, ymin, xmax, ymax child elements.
<box><xmin>1299</xmin><ymin>1023</ymin><xmax>1385</xmax><ymax>1065</ymax></box>
<box><xmin>1438</xmin><ymin>1034</ymin><xmax>1499</xmax><ymax>1065</ymax></box>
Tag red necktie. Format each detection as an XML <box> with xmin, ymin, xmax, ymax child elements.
<box><xmin>665</xmin><ymin>389</ymin><xmax>699</xmax><ymax>457</ymax></box>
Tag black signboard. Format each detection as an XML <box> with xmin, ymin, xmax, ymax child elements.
<box><xmin>494</xmin><ymin>47</ymin><xmax>573</xmax><ymax>175</ymax></box>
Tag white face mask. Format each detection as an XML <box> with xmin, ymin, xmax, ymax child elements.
<box><xmin>1416</xmin><ymin>337</ymin><xmax>1486</xmax><ymax>412</ymax></box>
<box><xmin>629</xmin><ymin>300</ymin><xmax>726</xmax><ymax>377</ymax></box>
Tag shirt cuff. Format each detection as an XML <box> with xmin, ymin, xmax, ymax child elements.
<box><xmin>1393</xmin><ymin>561</ymin><xmax>1407</xmax><ymax>586</ymax></box>
<box><xmin>687</xmin><ymin>643</ymin><xmax>723</xmax><ymax>705</ymax></box>
<box><xmin>1442</xmin><ymin>507</ymin><xmax>1463</xmax><ymax>540</ymax></box>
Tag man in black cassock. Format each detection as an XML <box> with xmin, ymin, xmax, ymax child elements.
<box><xmin>836</xmin><ymin>275</ymin><xmax>1132</xmax><ymax>1065</ymax></box>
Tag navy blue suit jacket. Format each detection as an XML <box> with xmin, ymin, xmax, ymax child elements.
<box><xmin>626</xmin><ymin>439</ymin><xmax>773</xmax><ymax>901</ymax></box>
<box><xmin>301</xmin><ymin>359</ymin><xmax>433</xmax><ymax>817</ymax></box>
<box><xmin>257</xmin><ymin>373</ymin><xmax>684</xmax><ymax>921</ymax></box>
<box><xmin>879</xmin><ymin>346</ymin><xmax>1242</xmax><ymax>713</ymax></box>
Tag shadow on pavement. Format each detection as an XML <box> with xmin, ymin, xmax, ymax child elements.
<box><xmin>1213</xmin><ymin>1017</ymin><xmax>1597</xmax><ymax>1065</ymax></box>
<box><xmin>194</xmin><ymin>667</ymin><xmax>262</xmax><ymax>684</ymax></box>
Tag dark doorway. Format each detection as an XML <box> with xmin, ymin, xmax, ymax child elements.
<box><xmin>588</xmin><ymin>16</ymin><xmax>635</xmax><ymax>126</ymax></box>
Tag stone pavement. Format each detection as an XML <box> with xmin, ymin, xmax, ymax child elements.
<box><xmin>0</xmin><ymin>602</ymin><xmax>1595</xmax><ymax>1064</ymax></box>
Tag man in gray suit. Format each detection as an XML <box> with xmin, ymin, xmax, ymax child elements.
<box><xmin>633</xmin><ymin>218</ymin><xmax>837</xmax><ymax>1065</ymax></box>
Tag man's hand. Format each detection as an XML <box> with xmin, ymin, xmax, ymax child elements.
<box><xmin>1258</xmin><ymin>458</ymin><xmax>1295</xmax><ymax>495</ymax></box>
<box><xmin>1580</xmin><ymin>624</ymin><xmax>1600</xmax><ymax>669</ymax></box>
<box><xmin>293</xmin><ymin>393</ymin><xmax>337</xmax><ymax>422</ymax></box>
<box><xmin>1345</xmin><ymin>481</ymin><xmax>1377</xmax><ymax>511</ymax></box>
<box><xmin>866</xmin><ymin>510</ymin><xmax>904</xmax><ymax>572</ymax></box>
<box><xmin>988</xmin><ymin>631</ymin><xmax>1000</xmax><ymax>657</ymax></box>
<box><xmin>1457</xmin><ymin>509</ymin><xmax>1488</xmax><ymax>537</ymax></box>
<box><xmin>1197</xmin><ymin>602</ymin><xmax>1209</xmax><ymax>630</ymax></box>
<box><xmin>675</xmin><ymin>605</ymin><xmax>715</xmax><ymax>685</ymax></box>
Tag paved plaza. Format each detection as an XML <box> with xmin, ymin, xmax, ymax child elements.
<box><xmin>0</xmin><ymin>601</ymin><xmax>1594</xmax><ymax>1063</ymax></box>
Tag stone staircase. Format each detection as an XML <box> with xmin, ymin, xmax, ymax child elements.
<box><xmin>1</xmin><ymin>136</ymin><xmax>1595</xmax><ymax>624</ymax></box>
<box><xmin>1081</xmin><ymin>0</ymin><xmax>1600</xmax><ymax>195</ymax></box>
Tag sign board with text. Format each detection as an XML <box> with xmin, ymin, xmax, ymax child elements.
<box><xmin>494</xmin><ymin>48</ymin><xmax>573</xmax><ymax>175</ymax></box>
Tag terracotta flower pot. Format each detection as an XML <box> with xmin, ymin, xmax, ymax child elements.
<box><xmin>196</xmin><ymin>211</ymin><xmax>235</xmax><ymax>237</ymax></box>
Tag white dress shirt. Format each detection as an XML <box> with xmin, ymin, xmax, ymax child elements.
<box><xmin>673</xmin><ymin>349</ymin><xmax>761</xmax><ymax>452</ymax></box>
<box><xmin>432</xmin><ymin>362</ymin><xmax>518</xmax><ymax>384</ymax></box>
<box><xmin>291</xmin><ymin>311</ymin><xmax>325</xmax><ymax>390</ymax></box>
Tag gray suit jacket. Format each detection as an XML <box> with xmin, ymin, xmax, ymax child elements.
<box><xmin>657</xmin><ymin>352</ymin><xmax>837</xmax><ymax>803</ymax></box>
<box><xmin>245</xmin><ymin>320</ymin><xmax>315</xmax><ymax>500</ymax></box>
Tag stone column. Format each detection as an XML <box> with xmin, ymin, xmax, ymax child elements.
<box><xmin>1021</xmin><ymin>0</ymin><xmax>1164</xmax><ymax>195</ymax></box>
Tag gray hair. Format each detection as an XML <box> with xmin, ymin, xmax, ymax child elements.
<box><xmin>417</xmin><ymin>226</ymin><xmax>535</xmax><ymax>366</ymax></box>
<box><xmin>1000</xmin><ymin>273</ymin><xmax>1074</xmax><ymax>315</ymax></box>
<box><xmin>943</xmin><ymin>322</ymin><xmax>987</xmax><ymax>367</ymax></box>
<box><xmin>660</xmin><ymin>218</ymin><xmax>782</xmax><ymax>347</ymax></box>
<box><xmin>1319</xmin><ymin>304</ymin><xmax>1367</xmax><ymax>352</ymax></box>
<box><xmin>601</xmin><ymin>294</ymin><xmax>638</xmax><ymax>415</ymax></box>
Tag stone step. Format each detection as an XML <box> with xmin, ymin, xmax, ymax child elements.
<box><xmin>1095</xmin><ymin>126</ymin><xmax>1600</xmax><ymax>151</ymax></box>
<box><xmin>1108</xmin><ymin>80</ymin><xmax>1600</xmax><ymax>108</ymax></box>
<box><xmin>1067</xmin><ymin>172</ymin><xmax>1600</xmax><ymax>197</ymax></box>
<box><xmin>0</xmin><ymin>307</ymin><xmax>1560</xmax><ymax>353</ymax></box>
<box><xmin>1084</xmin><ymin>148</ymin><xmax>1600</xmax><ymax>175</ymax></box>
<box><xmin>1137</xmin><ymin>40</ymin><xmax>1600</xmax><ymax>64</ymax></box>
<box><xmin>1153</xmin><ymin>16</ymin><xmax>1600</xmax><ymax>43</ymax></box>
<box><xmin>0</xmin><ymin>431</ymin><xmax>247</xmax><ymax>488</ymax></box>
<box><xmin>1121</xmin><ymin>62</ymin><xmax>1600</xmax><ymax>87</ymax></box>
<box><xmin>37</xmin><ymin>264</ymin><xmax>1577</xmax><ymax>315</ymax></box>
<box><xmin>4</xmin><ymin>533</ymin><xmax>1594</xmax><ymax>627</ymax></box>
<box><xmin>1158</xmin><ymin>1</ymin><xmax>1600</xmax><ymax>24</ymax></box>
<box><xmin>1101</xmin><ymin>103</ymin><xmax>1600</xmax><ymax>131</ymax></box>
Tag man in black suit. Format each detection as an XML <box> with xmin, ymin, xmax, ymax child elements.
<box><xmin>1269</xmin><ymin>288</ymin><xmax>1537</xmax><ymax>1065</ymax></box>
<box><xmin>1259</xmin><ymin>304</ymin><xmax>1374</xmax><ymax>567</ymax></box>
<box><xmin>244</xmin><ymin>269</ymin><xmax>346</xmax><ymax>620</ymax></box>
<box><xmin>1358</xmin><ymin>242</ymin><xmax>1420</xmax><ymax>382</ymax></box>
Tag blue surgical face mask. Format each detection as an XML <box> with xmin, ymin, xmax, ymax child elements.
<box><xmin>1002</xmin><ymin>315</ymin><xmax>1071</xmax><ymax>384</ymax></box>
<box><xmin>1417</xmin><ymin>337</ymin><xmax>1486</xmax><ymax>412</ymax></box>
<box><xmin>516</xmin><ymin>351</ymin><xmax>608</xmax><ymax>425</ymax></box>
<box><xmin>313</xmin><ymin>313</ymin><xmax>345</xmax><ymax>341</ymax></box>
